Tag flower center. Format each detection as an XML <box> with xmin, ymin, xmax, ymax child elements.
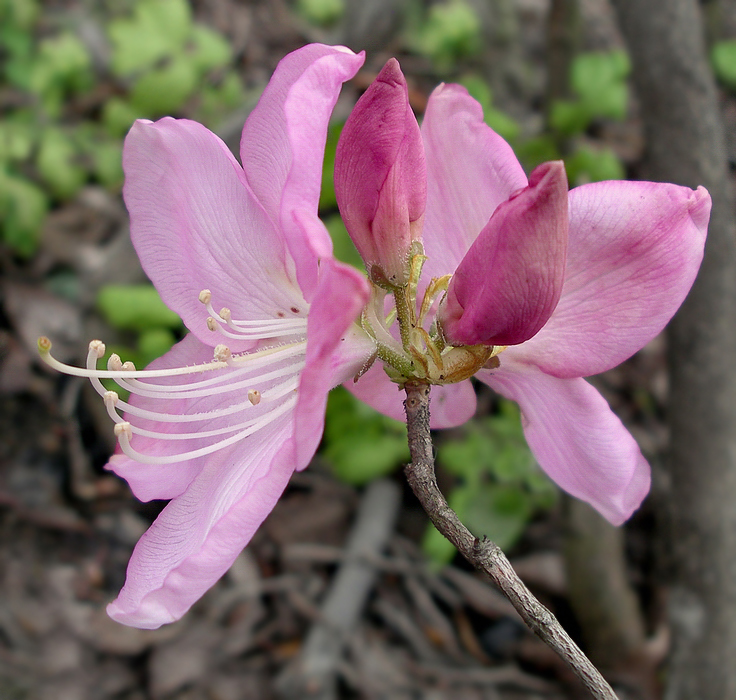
<box><xmin>361</xmin><ymin>243</ymin><xmax>504</xmax><ymax>386</ymax></box>
<box><xmin>38</xmin><ymin>291</ymin><xmax>311</xmax><ymax>465</ymax></box>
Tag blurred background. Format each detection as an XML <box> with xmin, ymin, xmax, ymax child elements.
<box><xmin>1</xmin><ymin>0</ymin><xmax>735</xmax><ymax>698</ymax></box>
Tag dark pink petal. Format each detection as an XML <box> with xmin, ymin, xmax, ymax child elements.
<box><xmin>241</xmin><ymin>44</ymin><xmax>365</xmax><ymax>298</ymax></box>
<box><xmin>478</xmin><ymin>360</ymin><xmax>650</xmax><ymax>525</ymax></box>
<box><xmin>346</xmin><ymin>363</ymin><xmax>477</xmax><ymax>429</ymax></box>
<box><xmin>509</xmin><ymin>182</ymin><xmax>710</xmax><ymax>377</ymax></box>
<box><xmin>439</xmin><ymin>161</ymin><xmax>569</xmax><ymax>347</ymax></box>
<box><xmin>107</xmin><ymin>255</ymin><xmax>372</xmax><ymax>629</ymax></box>
<box><xmin>123</xmin><ymin>118</ymin><xmax>302</xmax><ymax>352</ymax></box>
<box><xmin>335</xmin><ymin>58</ymin><xmax>426</xmax><ymax>285</ymax></box>
<box><xmin>421</xmin><ymin>83</ymin><xmax>527</xmax><ymax>280</ymax></box>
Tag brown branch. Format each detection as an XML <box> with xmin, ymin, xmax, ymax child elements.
<box><xmin>402</xmin><ymin>380</ymin><xmax>619</xmax><ymax>700</ymax></box>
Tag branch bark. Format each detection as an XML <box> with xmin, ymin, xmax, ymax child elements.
<box><xmin>611</xmin><ymin>2</ymin><xmax>736</xmax><ymax>698</ymax></box>
<box><xmin>403</xmin><ymin>380</ymin><xmax>619</xmax><ymax>700</ymax></box>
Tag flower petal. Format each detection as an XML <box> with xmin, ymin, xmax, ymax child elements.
<box><xmin>240</xmin><ymin>44</ymin><xmax>365</xmax><ymax>298</ymax></box>
<box><xmin>346</xmin><ymin>363</ymin><xmax>477</xmax><ymax>429</ymax></box>
<box><xmin>421</xmin><ymin>83</ymin><xmax>528</xmax><ymax>280</ymax></box>
<box><xmin>292</xmin><ymin>255</ymin><xmax>373</xmax><ymax>468</ymax></box>
<box><xmin>123</xmin><ymin>118</ymin><xmax>303</xmax><ymax>350</ymax></box>
<box><xmin>335</xmin><ymin>58</ymin><xmax>426</xmax><ymax>285</ymax></box>
<box><xmin>478</xmin><ymin>360</ymin><xmax>650</xmax><ymax>525</ymax></box>
<box><xmin>107</xmin><ymin>255</ymin><xmax>371</xmax><ymax>629</ymax></box>
<box><xmin>511</xmin><ymin>181</ymin><xmax>710</xmax><ymax>377</ymax></box>
<box><xmin>107</xmin><ymin>419</ymin><xmax>296</xmax><ymax>628</ymax></box>
<box><xmin>439</xmin><ymin>161</ymin><xmax>569</xmax><ymax>346</ymax></box>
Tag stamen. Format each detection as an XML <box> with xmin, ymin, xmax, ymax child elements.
<box><xmin>199</xmin><ymin>289</ymin><xmax>308</xmax><ymax>340</ymax></box>
<box><xmin>248</xmin><ymin>389</ymin><xmax>261</xmax><ymax>405</ymax></box>
<box><xmin>114</xmin><ymin>397</ymin><xmax>296</xmax><ymax>464</ymax></box>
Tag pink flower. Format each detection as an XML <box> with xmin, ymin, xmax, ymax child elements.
<box><xmin>335</xmin><ymin>58</ymin><xmax>426</xmax><ymax>286</ymax></box>
<box><xmin>41</xmin><ymin>44</ymin><xmax>377</xmax><ymax>629</ymax></box>
<box><xmin>342</xmin><ymin>63</ymin><xmax>710</xmax><ymax>526</ymax></box>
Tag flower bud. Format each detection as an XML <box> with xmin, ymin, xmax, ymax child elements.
<box><xmin>335</xmin><ymin>59</ymin><xmax>427</xmax><ymax>287</ymax></box>
<box><xmin>439</xmin><ymin>161</ymin><xmax>569</xmax><ymax>347</ymax></box>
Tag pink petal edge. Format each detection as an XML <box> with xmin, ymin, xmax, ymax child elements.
<box><xmin>478</xmin><ymin>360</ymin><xmax>651</xmax><ymax>525</ymax></box>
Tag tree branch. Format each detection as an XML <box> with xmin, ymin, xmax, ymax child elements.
<box><xmin>403</xmin><ymin>380</ymin><xmax>619</xmax><ymax>700</ymax></box>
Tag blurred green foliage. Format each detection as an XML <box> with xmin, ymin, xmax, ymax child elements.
<box><xmin>0</xmin><ymin>0</ymin><xmax>245</xmax><ymax>257</ymax></box>
<box><xmin>550</xmin><ymin>50</ymin><xmax>630</xmax><ymax>136</ymax></box>
<box><xmin>408</xmin><ymin>0</ymin><xmax>482</xmax><ymax>72</ymax></box>
<box><xmin>96</xmin><ymin>284</ymin><xmax>183</xmax><ymax>383</ymax></box>
<box><xmin>297</xmin><ymin>0</ymin><xmax>345</xmax><ymax>26</ymax></box>
<box><xmin>323</xmin><ymin>386</ymin><xmax>410</xmax><ymax>485</ymax></box>
<box><xmin>711</xmin><ymin>39</ymin><xmax>736</xmax><ymax>91</ymax></box>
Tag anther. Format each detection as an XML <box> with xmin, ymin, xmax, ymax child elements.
<box><xmin>199</xmin><ymin>289</ymin><xmax>212</xmax><ymax>304</ymax></box>
<box><xmin>107</xmin><ymin>354</ymin><xmax>123</xmax><ymax>371</ymax></box>
<box><xmin>104</xmin><ymin>390</ymin><xmax>119</xmax><ymax>405</ymax></box>
<box><xmin>214</xmin><ymin>344</ymin><xmax>231</xmax><ymax>363</ymax></box>
<box><xmin>122</xmin><ymin>361</ymin><xmax>136</xmax><ymax>371</ymax></box>
<box><xmin>207</xmin><ymin>317</ymin><xmax>218</xmax><ymax>332</ymax></box>
<box><xmin>248</xmin><ymin>389</ymin><xmax>261</xmax><ymax>405</ymax></box>
<box><xmin>89</xmin><ymin>340</ymin><xmax>106</xmax><ymax>358</ymax></box>
<box><xmin>219</xmin><ymin>307</ymin><xmax>232</xmax><ymax>322</ymax></box>
<box><xmin>114</xmin><ymin>422</ymin><xmax>132</xmax><ymax>439</ymax></box>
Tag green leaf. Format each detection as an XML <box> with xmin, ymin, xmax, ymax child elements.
<box><xmin>30</xmin><ymin>33</ymin><xmax>93</xmax><ymax>96</ymax></box>
<box><xmin>189</xmin><ymin>25</ymin><xmax>232</xmax><ymax>73</ymax></box>
<box><xmin>108</xmin><ymin>0</ymin><xmax>192</xmax><ymax>76</ymax></box>
<box><xmin>411</xmin><ymin>0</ymin><xmax>482</xmax><ymax>71</ymax></box>
<box><xmin>36</xmin><ymin>127</ymin><xmax>87</xmax><ymax>199</ymax></box>
<box><xmin>297</xmin><ymin>0</ymin><xmax>345</xmax><ymax>26</ymax></box>
<box><xmin>712</xmin><ymin>40</ymin><xmax>736</xmax><ymax>91</ymax></box>
<box><xmin>129</xmin><ymin>57</ymin><xmax>198</xmax><ymax>114</ymax></box>
<box><xmin>96</xmin><ymin>284</ymin><xmax>182</xmax><ymax>331</ymax></box>
<box><xmin>102</xmin><ymin>97</ymin><xmax>145</xmax><ymax>137</ymax></box>
<box><xmin>0</xmin><ymin>168</ymin><xmax>48</xmax><ymax>257</ymax></box>
<box><xmin>564</xmin><ymin>145</ymin><xmax>625</xmax><ymax>186</ymax></box>
<box><xmin>0</xmin><ymin>120</ymin><xmax>34</xmax><ymax>163</ymax></box>
<box><xmin>0</xmin><ymin>0</ymin><xmax>39</xmax><ymax>30</ymax></box>
<box><xmin>137</xmin><ymin>327</ymin><xmax>177</xmax><ymax>365</ymax></box>
<box><xmin>323</xmin><ymin>386</ymin><xmax>409</xmax><ymax>486</ymax></box>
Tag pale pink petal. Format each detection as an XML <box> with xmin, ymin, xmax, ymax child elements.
<box><xmin>106</xmin><ymin>334</ymin><xmax>224</xmax><ymax>502</ymax></box>
<box><xmin>335</xmin><ymin>58</ymin><xmax>426</xmax><ymax>285</ymax></box>
<box><xmin>123</xmin><ymin>118</ymin><xmax>303</xmax><ymax>350</ymax></box>
<box><xmin>421</xmin><ymin>83</ymin><xmax>528</xmax><ymax>280</ymax></box>
<box><xmin>477</xmin><ymin>360</ymin><xmax>650</xmax><ymax>525</ymax></box>
<box><xmin>439</xmin><ymin>162</ymin><xmax>568</xmax><ymax>346</ymax></box>
<box><xmin>511</xmin><ymin>182</ymin><xmax>710</xmax><ymax>377</ymax></box>
<box><xmin>240</xmin><ymin>44</ymin><xmax>365</xmax><ymax>298</ymax></box>
<box><xmin>346</xmin><ymin>363</ymin><xmax>477</xmax><ymax>429</ymax></box>
<box><xmin>107</xmin><ymin>256</ymin><xmax>371</xmax><ymax>629</ymax></box>
<box><xmin>107</xmin><ymin>420</ymin><xmax>296</xmax><ymax>628</ymax></box>
<box><xmin>292</xmin><ymin>256</ymin><xmax>373</xmax><ymax>468</ymax></box>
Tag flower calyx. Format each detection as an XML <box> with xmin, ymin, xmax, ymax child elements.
<box><xmin>358</xmin><ymin>243</ymin><xmax>504</xmax><ymax>388</ymax></box>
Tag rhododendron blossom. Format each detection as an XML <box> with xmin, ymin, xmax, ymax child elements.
<box><xmin>41</xmin><ymin>44</ymin><xmax>378</xmax><ymax>629</ymax></box>
<box><xmin>40</xmin><ymin>46</ymin><xmax>709</xmax><ymax>631</ymax></box>
<box><xmin>336</xmin><ymin>59</ymin><xmax>709</xmax><ymax>526</ymax></box>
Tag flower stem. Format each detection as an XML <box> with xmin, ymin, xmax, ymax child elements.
<box><xmin>402</xmin><ymin>380</ymin><xmax>620</xmax><ymax>700</ymax></box>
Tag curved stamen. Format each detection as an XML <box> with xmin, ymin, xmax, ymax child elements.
<box><xmin>113</xmin><ymin>396</ymin><xmax>297</xmax><ymax>465</ymax></box>
<box><xmin>105</xmin><ymin>375</ymin><xmax>300</xmax><ymax>424</ymax></box>
<box><xmin>105</xmin><ymin>353</ymin><xmax>305</xmax><ymax>400</ymax></box>
<box><xmin>104</xmin><ymin>390</ymin><xmax>296</xmax><ymax>441</ymax></box>
<box><xmin>199</xmin><ymin>289</ymin><xmax>307</xmax><ymax>340</ymax></box>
